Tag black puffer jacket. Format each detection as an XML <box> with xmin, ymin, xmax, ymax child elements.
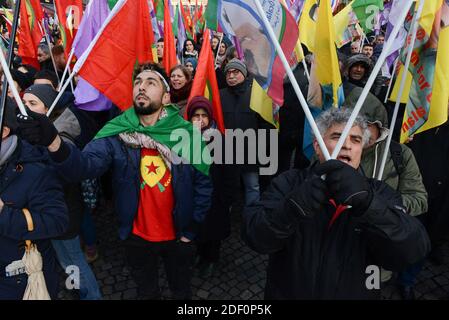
<box><xmin>243</xmin><ymin>167</ymin><xmax>431</xmax><ymax>299</ymax></box>
<box><xmin>220</xmin><ymin>78</ymin><xmax>274</xmax><ymax>173</ymax></box>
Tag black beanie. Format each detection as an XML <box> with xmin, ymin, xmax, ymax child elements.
<box><xmin>24</xmin><ymin>84</ymin><xmax>58</xmax><ymax>109</ymax></box>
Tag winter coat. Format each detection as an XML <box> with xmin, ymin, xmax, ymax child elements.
<box><xmin>51</xmin><ymin>137</ymin><xmax>212</xmax><ymax>241</ymax></box>
<box><xmin>220</xmin><ymin>78</ymin><xmax>274</xmax><ymax>174</ymax></box>
<box><xmin>408</xmin><ymin>121</ymin><xmax>449</xmax><ymax>242</ymax></box>
<box><xmin>0</xmin><ymin>139</ymin><xmax>68</xmax><ymax>299</ymax></box>
<box><xmin>343</xmin><ymin>90</ymin><xmax>428</xmax><ymax>217</ymax></box>
<box><xmin>361</xmin><ymin>141</ymin><xmax>428</xmax><ymax>217</ymax></box>
<box><xmin>243</xmin><ymin>167</ymin><xmax>431</xmax><ymax>299</ymax></box>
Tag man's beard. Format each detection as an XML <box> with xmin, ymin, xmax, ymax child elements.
<box><xmin>133</xmin><ymin>97</ymin><xmax>162</xmax><ymax>115</ymax></box>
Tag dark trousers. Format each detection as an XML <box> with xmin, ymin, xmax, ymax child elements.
<box><xmin>124</xmin><ymin>235</ymin><xmax>196</xmax><ymax>300</ymax></box>
<box><xmin>197</xmin><ymin>240</ymin><xmax>221</xmax><ymax>263</ymax></box>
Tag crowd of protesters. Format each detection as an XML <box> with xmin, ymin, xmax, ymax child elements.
<box><xmin>0</xmin><ymin>16</ymin><xmax>447</xmax><ymax>301</ymax></box>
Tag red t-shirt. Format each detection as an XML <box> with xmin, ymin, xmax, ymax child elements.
<box><xmin>132</xmin><ymin>148</ymin><xmax>175</xmax><ymax>242</ymax></box>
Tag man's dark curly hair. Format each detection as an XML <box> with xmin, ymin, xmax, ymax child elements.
<box><xmin>133</xmin><ymin>62</ymin><xmax>170</xmax><ymax>91</ymax></box>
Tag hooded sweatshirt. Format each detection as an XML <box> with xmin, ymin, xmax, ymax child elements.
<box><xmin>344</xmin><ymin>88</ymin><xmax>428</xmax><ymax>216</ymax></box>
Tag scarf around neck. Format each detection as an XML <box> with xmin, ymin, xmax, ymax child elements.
<box><xmin>95</xmin><ymin>104</ymin><xmax>210</xmax><ymax>175</ymax></box>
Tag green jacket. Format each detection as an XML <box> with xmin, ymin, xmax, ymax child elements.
<box><xmin>360</xmin><ymin>141</ymin><xmax>427</xmax><ymax>216</ymax></box>
<box><xmin>344</xmin><ymin>85</ymin><xmax>427</xmax><ymax>216</ymax></box>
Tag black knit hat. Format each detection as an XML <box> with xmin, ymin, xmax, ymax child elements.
<box><xmin>24</xmin><ymin>84</ymin><xmax>58</xmax><ymax>109</ymax></box>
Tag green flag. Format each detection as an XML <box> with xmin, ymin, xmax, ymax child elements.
<box><xmin>353</xmin><ymin>0</ymin><xmax>384</xmax><ymax>33</ymax></box>
<box><xmin>154</xmin><ymin>0</ymin><xmax>164</xmax><ymax>22</ymax></box>
<box><xmin>95</xmin><ymin>105</ymin><xmax>211</xmax><ymax>175</ymax></box>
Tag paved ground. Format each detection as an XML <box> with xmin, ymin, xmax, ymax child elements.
<box><xmin>57</xmin><ymin>202</ymin><xmax>449</xmax><ymax>300</ymax></box>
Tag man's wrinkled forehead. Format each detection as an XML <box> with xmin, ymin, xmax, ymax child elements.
<box><xmin>326</xmin><ymin>123</ymin><xmax>363</xmax><ymax>139</ymax></box>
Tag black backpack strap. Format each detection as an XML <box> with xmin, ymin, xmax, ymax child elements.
<box><xmin>389</xmin><ymin>141</ymin><xmax>405</xmax><ymax>177</ymax></box>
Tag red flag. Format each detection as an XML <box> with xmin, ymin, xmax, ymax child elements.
<box><xmin>54</xmin><ymin>0</ymin><xmax>83</xmax><ymax>59</ymax></box>
<box><xmin>29</xmin><ymin>0</ymin><xmax>43</xmax><ymax>22</ymax></box>
<box><xmin>163</xmin><ymin>0</ymin><xmax>177</xmax><ymax>75</ymax></box>
<box><xmin>180</xmin><ymin>3</ymin><xmax>194</xmax><ymax>39</ymax></box>
<box><xmin>18</xmin><ymin>0</ymin><xmax>44</xmax><ymax>69</ymax></box>
<box><xmin>188</xmin><ymin>29</ymin><xmax>225</xmax><ymax>134</ymax></box>
<box><xmin>77</xmin><ymin>0</ymin><xmax>154</xmax><ymax>111</ymax></box>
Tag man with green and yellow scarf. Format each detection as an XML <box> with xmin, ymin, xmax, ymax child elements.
<box><xmin>17</xmin><ymin>63</ymin><xmax>213</xmax><ymax>300</ymax></box>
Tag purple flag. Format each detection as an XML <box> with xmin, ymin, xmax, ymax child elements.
<box><xmin>177</xmin><ymin>5</ymin><xmax>187</xmax><ymax>62</ymax></box>
<box><xmin>72</xmin><ymin>0</ymin><xmax>110</xmax><ymax>59</ymax></box>
<box><xmin>72</xmin><ymin>0</ymin><xmax>112</xmax><ymax>112</ymax></box>
<box><xmin>385</xmin><ymin>0</ymin><xmax>408</xmax><ymax>75</ymax></box>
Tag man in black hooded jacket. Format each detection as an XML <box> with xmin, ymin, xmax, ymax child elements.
<box><xmin>243</xmin><ymin>108</ymin><xmax>430</xmax><ymax>299</ymax></box>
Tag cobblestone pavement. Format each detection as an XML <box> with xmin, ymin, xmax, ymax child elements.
<box><xmin>58</xmin><ymin>203</ymin><xmax>449</xmax><ymax>300</ymax></box>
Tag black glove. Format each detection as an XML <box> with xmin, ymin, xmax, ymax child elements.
<box><xmin>287</xmin><ymin>171</ymin><xmax>328</xmax><ymax>219</ymax></box>
<box><xmin>17</xmin><ymin>109</ymin><xmax>58</xmax><ymax>147</ymax></box>
<box><xmin>315</xmin><ymin>160</ymin><xmax>373</xmax><ymax>215</ymax></box>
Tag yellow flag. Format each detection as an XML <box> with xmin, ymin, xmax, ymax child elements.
<box><xmin>334</xmin><ymin>0</ymin><xmax>355</xmax><ymax>48</ymax></box>
<box><xmin>315</xmin><ymin>0</ymin><xmax>342</xmax><ymax>107</ymax></box>
<box><xmin>390</xmin><ymin>65</ymin><xmax>412</xmax><ymax>104</ymax></box>
<box><xmin>397</xmin><ymin>0</ymin><xmax>447</xmax><ymax>142</ymax></box>
<box><xmin>299</xmin><ymin>0</ymin><xmax>319</xmax><ymax>52</ymax></box>
<box><xmin>415</xmin><ymin>6</ymin><xmax>449</xmax><ymax>134</ymax></box>
<box><xmin>390</xmin><ymin>0</ymin><xmax>443</xmax><ymax>103</ymax></box>
<box><xmin>250</xmin><ymin>80</ymin><xmax>278</xmax><ymax>129</ymax></box>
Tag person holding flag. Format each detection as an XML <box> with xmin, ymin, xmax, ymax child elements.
<box><xmin>243</xmin><ymin>108</ymin><xmax>430</xmax><ymax>299</ymax></box>
<box><xmin>17</xmin><ymin>62</ymin><xmax>213</xmax><ymax>300</ymax></box>
<box><xmin>0</xmin><ymin>100</ymin><xmax>68</xmax><ymax>299</ymax></box>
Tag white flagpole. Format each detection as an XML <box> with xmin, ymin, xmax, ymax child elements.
<box><xmin>58</xmin><ymin>49</ymin><xmax>75</xmax><ymax>91</ymax></box>
<box><xmin>330</xmin><ymin>0</ymin><xmax>415</xmax><ymax>159</ymax></box>
<box><xmin>383</xmin><ymin>56</ymin><xmax>399</xmax><ymax>104</ymax></box>
<box><xmin>0</xmin><ymin>50</ymin><xmax>28</xmax><ymax>116</ymax></box>
<box><xmin>377</xmin><ymin>0</ymin><xmax>425</xmax><ymax>181</ymax></box>
<box><xmin>47</xmin><ymin>0</ymin><xmax>128</xmax><ymax>117</ymax></box>
<box><xmin>253</xmin><ymin>0</ymin><xmax>331</xmax><ymax>160</ymax></box>
<box><xmin>302</xmin><ymin>58</ymin><xmax>311</xmax><ymax>81</ymax></box>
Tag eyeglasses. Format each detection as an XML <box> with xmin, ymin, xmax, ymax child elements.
<box><xmin>226</xmin><ymin>69</ymin><xmax>241</xmax><ymax>77</ymax></box>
